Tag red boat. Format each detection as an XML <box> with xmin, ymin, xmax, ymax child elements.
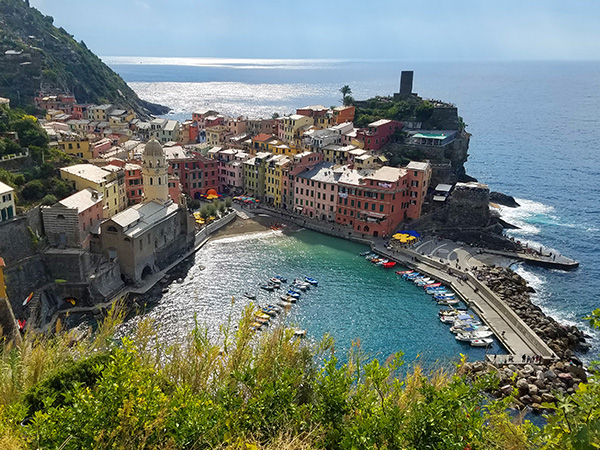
<box><xmin>424</xmin><ymin>282</ymin><xmax>441</xmax><ymax>288</ymax></box>
<box><xmin>396</xmin><ymin>270</ymin><xmax>413</xmax><ymax>275</ymax></box>
<box><xmin>382</xmin><ymin>261</ymin><xmax>397</xmax><ymax>268</ymax></box>
<box><xmin>22</xmin><ymin>292</ymin><xmax>34</xmax><ymax>307</ymax></box>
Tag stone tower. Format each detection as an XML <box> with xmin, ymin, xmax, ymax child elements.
<box><xmin>142</xmin><ymin>139</ymin><xmax>169</xmax><ymax>204</ymax></box>
<box><xmin>399</xmin><ymin>71</ymin><xmax>414</xmax><ymax>96</ymax></box>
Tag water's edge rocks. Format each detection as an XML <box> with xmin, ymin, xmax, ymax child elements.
<box><xmin>490</xmin><ymin>192</ymin><xmax>521</xmax><ymax>208</ymax></box>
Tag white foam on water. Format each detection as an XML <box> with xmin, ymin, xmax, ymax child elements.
<box><xmin>211</xmin><ymin>229</ymin><xmax>281</xmax><ymax>244</ymax></box>
<box><xmin>513</xmin><ymin>264</ymin><xmax>580</xmax><ymax>328</ymax></box>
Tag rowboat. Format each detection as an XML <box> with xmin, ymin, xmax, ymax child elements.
<box><xmin>286</xmin><ymin>291</ymin><xmax>300</xmax><ymax>298</ymax></box>
<box><xmin>359</xmin><ymin>251</ymin><xmax>371</xmax><ymax>256</ymax></box>
<box><xmin>424</xmin><ymin>282</ymin><xmax>441</xmax><ymax>288</ymax></box>
<box><xmin>403</xmin><ymin>272</ymin><xmax>419</xmax><ymax>278</ymax></box>
<box><xmin>254</xmin><ymin>317</ymin><xmax>270</xmax><ymax>325</ymax></box>
<box><xmin>470</xmin><ymin>338</ymin><xmax>493</xmax><ymax>347</ymax></box>
<box><xmin>396</xmin><ymin>270</ymin><xmax>413</xmax><ymax>275</ymax></box>
<box><xmin>291</xmin><ymin>283</ymin><xmax>308</xmax><ymax>291</ymax></box>
<box><xmin>305</xmin><ymin>277</ymin><xmax>318</xmax><ymax>285</ymax></box>
<box><xmin>260</xmin><ymin>308</ymin><xmax>278</xmax><ymax>317</ymax></box>
<box><xmin>437</xmin><ymin>299</ymin><xmax>459</xmax><ymax>306</ymax></box>
<box><xmin>255</xmin><ymin>312</ymin><xmax>271</xmax><ymax>320</ymax></box>
<box><xmin>450</xmin><ymin>324</ymin><xmax>488</xmax><ymax>334</ymax></box>
<box><xmin>250</xmin><ymin>322</ymin><xmax>264</xmax><ymax>331</ymax></box>
<box><xmin>260</xmin><ymin>285</ymin><xmax>275</xmax><ymax>292</ymax></box>
<box><xmin>274</xmin><ymin>276</ymin><xmax>287</xmax><ymax>283</ymax></box>
<box><xmin>244</xmin><ymin>292</ymin><xmax>256</xmax><ymax>300</ymax></box>
<box><xmin>382</xmin><ymin>261</ymin><xmax>397</xmax><ymax>268</ymax></box>
<box><xmin>294</xmin><ymin>329</ymin><xmax>307</xmax><ymax>337</ymax></box>
<box><xmin>280</xmin><ymin>294</ymin><xmax>297</xmax><ymax>303</ymax></box>
<box><xmin>22</xmin><ymin>292</ymin><xmax>34</xmax><ymax>307</ymax></box>
<box><xmin>268</xmin><ymin>277</ymin><xmax>282</xmax><ymax>285</ymax></box>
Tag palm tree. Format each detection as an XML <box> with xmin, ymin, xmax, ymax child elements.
<box><xmin>339</xmin><ymin>85</ymin><xmax>352</xmax><ymax>104</ymax></box>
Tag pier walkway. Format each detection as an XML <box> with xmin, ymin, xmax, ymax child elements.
<box><xmin>371</xmin><ymin>242</ymin><xmax>557</xmax><ymax>362</ymax></box>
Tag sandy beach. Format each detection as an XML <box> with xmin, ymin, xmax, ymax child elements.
<box><xmin>210</xmin><ymin>213</ymin><xmax>299</xmax><ymax>240</ymax></box>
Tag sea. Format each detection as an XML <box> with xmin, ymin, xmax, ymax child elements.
<box><xmin>104</xmin><ymin>57</ymin><xmax>600</xmax><ymax>363</ymax></box>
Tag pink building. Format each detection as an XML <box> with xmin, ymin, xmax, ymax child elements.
<box><xmin>293</xmin><ymin>162</ymin><xmax>339</xmax><ymax>221</ymax></box>
<box><xmin>283</xmin><ymin>151</ymin><xmax>323</xmax><ymax>208</ymax></box>
<box><xmin>218</xmin><ymin>149</ymin><xmax>249</xmax><ymax>194</ymax></box>
<box><xmin>72</xmin><ymin>104</ymin><xmax>92</xmax><ymax>120</ymax></box>
<box><xmin>405</xmin><ymin>161</ymin><xmax>432</xmax><ymax>220</ymax></box>
<box><xmin>226</xmin><ymin>117</ymin><xmax>247</xmax><ymax>135</ymax></box>
<box><xmin>91</xmin><ymin>138</ymin><xmax>113</xmax><ymax>158</ymax></box>
<box><xmin>192</xmin><ymin>110</ymin><xmax>219</xmax><ymax>130</ymax></box>
<box><xmin>356</xmin><ymin>119</ymin><xmax>402</xmax><ymax>151</ymax></box>
<box><xmin>205</xmin><ymin>115</ymin><xmax>225</xmax><ymax>129</ymax></box>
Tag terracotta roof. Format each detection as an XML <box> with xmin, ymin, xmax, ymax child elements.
<box><xmin>252</xmin><ymin>133</ymin><xmax>275</xmax><ymax>142</ymax></box>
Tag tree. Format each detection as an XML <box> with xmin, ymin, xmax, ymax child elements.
<box><xmin>21</xmin><ymin>180</ymin><xmax>46</xmax><ymax>200</ymax></box>
<box><xmin>340</xmin><ymin>85</ymin><xmax>353</xmax><ymax>105</ymax></box>
<box><xmin>224</xmin><ymin>197</ymin><xmax>233</xmax><ymax>208</ymax></box>
<box><xmin>271</xmin><ymin>113</ymin><xmax>280</xmax><ymax>119</ymax></box>
<box><xmin>343</xmin><ymin>95</ymin><xmax>355</xmax><ymax>106</ymax></box>
<box><xmin>41</xmin><ymin>194</ymin><xmax>57</xmax><ymax>205</ymax></box>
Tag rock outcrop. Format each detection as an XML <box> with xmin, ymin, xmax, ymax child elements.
<box><xmin>0</xmin><ymin>0</ymin><xmax>168</xmax><ymax>118</ymax></box>
<box><xmin>490</xmin><ymin>192</ymin><xmax>521</xmax><ymax>208</ymax></box>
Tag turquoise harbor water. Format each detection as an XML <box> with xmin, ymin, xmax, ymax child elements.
<box><xmin>106</xmin><ymin>57</ymin><xmax>600</xmax><ymax>360</ymax></box>
<box><xmin>124</xmin><ymin>227</ymin><xmax>502</xmax><ymax>365</ymax></box>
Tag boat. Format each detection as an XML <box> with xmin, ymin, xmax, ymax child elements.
<box><xmin>17</xmin><ymin>319</ymin><xmax>26</xmax><ymax>331</ymax></box>
<box><xmin>274</xmin><ymin>276</ymin><xmax>287</xmax><ymax>283</ymax></box>
<box><xmin>305</xmin><ymin>277</ymin><xmax>318</xmax><ymax>285</ymax></box>
<box><xmin>280</xmin><ymin>294</ymin><xmax>297</xmax><ymax>303</ymax></box>
<box><xmin>437</xmin><ymin>299</ymin><xmax>460</xmax><ymax>306</ymax></box>
<box><xmin>286</xmin><ymin>291</ymin><xmax>301</xmax><ymax>299</ymax></box>
<box><xmin>470</xmin><ymin>338</ymin><xmax>494</xmax><ymax>347</ymax></box>
<box><xmin>294</xmin><ymin>329</ymin><xmax>307</xmax><ymax>338</ymax></box>
<box><xmin>450</xmin><ymin>324</ymin><xmax>488</xmax><ymax>334</ymax></box>
<box><xmin>365</xmin><ymin>253</ymin><xmax>378</xmax><ymax>260</ymax></box>
<box><xmin>382</xmin><ymin>261</ymin><xmax>397</xmax><ymax>268</ymax></box>
<box><xmin>359</xmin><ymin>251</ymin><xmax>371</xmax><ymax>256</ymax></box>
<box><xmin>375</xmin><ymin>259</ymin><xmax>389</xmax><ymax>266</ymax></box>
<box><xmin>255</xmin><ymin>312</ymin><xmax>271</xmax><ymax>320</ymax></box>
<box><xmin>396</xmin><ymin>270</ymin><xmax>413</xmax><ymax>275</ymax></box>
<box><xmin>22</xmin><ymin>292</ymin><xmax>34</xmax><ymax>307</ymax></box>
<box><xmin>268</xmin><ymin>277</ymin><xmax>282</xmax><ymax>285</ymax></box>
<box><xmin>455</xmin><ymin>330</ymin><xmax>494</xmax><ymax>341</ymax></box>
<box><xmin>415</xmin><ymin>278</ymin><xmax>433</xmax><ymax>285</ymax></box>
<box><xmin>260</xmin><ymin>285</ymin><xmax>275</xmax><ymax>292</ymax></box>
<box><xmin>254</xmin><ymin>317</ymin><xmax>270</xmax><ymax>325</ymax></box>
<box><xmin>403</xmin><ymin>272</ymin><xmax>419</xmax><ymax>278</ymax></box>
<box><xmin>250</xmin><ymin>322</ymin><xmax>264</xmax><ymax>331</ymax></box>
<box><xmin>423</xmin><ymin>282</ymin><xmax>441</xmax><ymax>288</ymax></box>
<box><xmin>291</xmin><ymin>283</ymin><xmax>307</xmax><ymax>291</ymax></box>
<box><xmin>244</xmin><ymin>292</ymin><xmax>256</xmax><ymax>300</ymax></box>
<box><xmin>288</xmin><ymin>287</ymin><xmax>303</xmax><ymax>295</ymax></box>
<box><xmin>260</xmin><ymin>308</ymin><xmax>278</xmax><ymax>317</ymax></box>
<box><xmin>371</xmin><ymin>258</ymin><xmax>382</xmax><ymax>264</ymax></box>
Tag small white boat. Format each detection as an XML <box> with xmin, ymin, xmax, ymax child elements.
<box><xmin>450</xmin><ymin>324</ymin><xmax>488</xmax><ymax>334</ymax></box>
<box><xmin>437</xmin><ymin>299</ymin><xmax>459</xmax><ymax>306</ymax></box>
<box><xmin>455</xmin><ymin>330</ymin><xmax>494</xmax><ymax>341</ymax></box>
<box><xmin>415</xmin><ymin>277</ymin><xmax>432</xmax><ymax>284</ymax></box>
<box><xmin>293</xmin><ymin>329</ymin><xmax>307</xmax><ymax>338</ymax></box>
<box><xmin>291</xmin><ymin>283</ymin><xmax>308</xmax><ymax>291</ymax></box>
<box><xmin>470</xmin><ymin>338</ymin><xmax>493</xmax><ymax>347</ymax></box>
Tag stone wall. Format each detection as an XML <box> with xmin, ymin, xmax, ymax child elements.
<box><xmin>446</xmin><ymin>184</ymin><xmax>490</xmax><ymax>229</ymax></box>
<box><xmin>0</xmin><ymin>216</ymin><xmax>37</xmax><ymax>265</ymax></box>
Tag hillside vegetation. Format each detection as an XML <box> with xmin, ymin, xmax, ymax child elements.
<box><xmin>0</xmin><ymin>303</ymin><xmax>598</xmax><ymax>449</ymax></box>
<box><xmin>0</xmin><ymin>0</ymin><xmax>168</xmax><ymax>117</ymax></box>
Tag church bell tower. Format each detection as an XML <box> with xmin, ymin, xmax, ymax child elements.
<box><xmin>142</xmin><ymin>139</ymin><xmax>170</xmax><ymax>204</ymax></box>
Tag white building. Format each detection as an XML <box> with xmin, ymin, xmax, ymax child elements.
<box><xmin>0</xmin><ymin>181</ymin><xmax>15</xmax><ymax>222</ymax></box>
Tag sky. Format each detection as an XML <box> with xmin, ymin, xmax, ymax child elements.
<box><xmin>29</xmin><ymin>0</ymin><xmax>600</xmax><ymax>60</ymax></box>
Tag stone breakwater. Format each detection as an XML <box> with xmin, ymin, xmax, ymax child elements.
<box><xmin>472</xmin><ymin>266</ymin><xmax>589</xmax><ymax>360</ymax></box>
<box><xmin>460</xmin><ymin>359</ymin><xmax>588</xmax><ymax>412</ymax></box>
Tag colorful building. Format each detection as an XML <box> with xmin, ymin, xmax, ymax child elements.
<box><xmin>333</xmin><ymin>105</ymin><xmax>355</xmax><ymax>124</ymax></box>
<box><xmin>106</xmin><ymin>160</ymin><xmax>144</xmax><ymax>205</ymax></box>
<box><xmin>405</xmin><ymin>161</ymin><xmax>432</xmax><ymax>219</ymax></box>
<box><xmin>207</xmin><ymin>125</ymin><xmax>230</xmax><ymax>146</ymax></box>
<box><xmin>282</xmin><ymin>114</ymin><xmax>314</xmax><ymax>145</ymax></box>
<box><xmin>356</xmin><ymin>119</ymin><xmax>402</xmax><ymax>151</ymax></box>
<box><xmin>243</xmin><ymin>152</ymin><xmax>271</xmax><ymax>198</ymax></box>
<box><xmin>168</xmin><ymin>153</ymin><xmax>219</xmax><ymax>199</ymax></box>
<box><xmin>58</xmin><ymin>136</ymin><xmax>92</xmax><ymax>159</ymax></box>
<box><xmin>293</xmin><ymin>162</ymin><xmax>340</xmax><ymax>220</ymax></box>
<box><xmin>265</xmin><ymin>155</ymin><xmax>291</xmax><ymax>207</ymax></box>
<box><xmin>60</xmin><ymin>164</ymin><xmax>126</xmax><ymax>218</ymax></box>
<box><xmin>334</xmin><ymin>165</ymin><xmax>427</xmax><ymax>237</ymax></box>
<box><xmin>34</xmin><ymin>94</ymin><xmax>76</xmax><ymax>114</ymax></box>
<box><xmin>320</xmin><ymin>144</ymin><xmax>356</xmax><ymax>165</ymax></box>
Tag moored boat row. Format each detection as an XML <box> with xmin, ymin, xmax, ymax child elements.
<box><xmin>397</xmin><ymin>269</ymin><xmax>497</xmax><ymax>348</ymax></box>
<box><xmin>246</xmin><ymin>274</ymin><xmax>318</xmax><ymax>334</ymax></box>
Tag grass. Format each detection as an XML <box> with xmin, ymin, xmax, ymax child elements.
<box><xmin>0</xmin><ymin>301</ymin><xmax>595</xmax><ymax>449</ymax></box>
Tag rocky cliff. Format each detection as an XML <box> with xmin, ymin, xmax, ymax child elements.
<box><xmin>0</xmin><ymin>0</ymin><xmax>168</xmax><ymax>118</ymax></box>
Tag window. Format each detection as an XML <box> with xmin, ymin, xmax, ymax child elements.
<box><xmin>372</xmin><ymin>204</ymin><xmax>376</xmax><ymax>211</ymax></box>
<box><xmin>380</xmin><ymin>205</ymin><xmax>384</xmax><ymax>212</ymax></box>
<box><xmin>107</xmin><ymin>226</ymin><xmax>118</xmax><ymax>233</ymax></box>
<box><xmin>364</xmin><ymin>202</ymin><xmax>368</xmax><ymax>210</ymax></box>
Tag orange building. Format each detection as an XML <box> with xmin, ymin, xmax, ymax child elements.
<box><xmin>333</xmin><ymin>105</ymin><xmax>355</xmax><ymax>124</ymax></box>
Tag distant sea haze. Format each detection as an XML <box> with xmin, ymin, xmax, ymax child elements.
<box><xmin>106</xmin><ymin>56</ymin><xmax>600</xmax><ymax>360</ymax></box>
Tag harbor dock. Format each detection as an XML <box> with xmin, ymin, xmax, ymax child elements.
<box><xmin>371</xmin><ymin>242</ymin><xmax>557</xmax><ymax>362</ymax></box>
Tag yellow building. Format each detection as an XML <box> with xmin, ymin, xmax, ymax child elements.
<box><xmin>58</xmin><ymin>138</ymin><xmax>92</xmax><ymax>159</ymax></box>
<box><xmin>283</xmin><ymin>114</ymin><xmax>313</xmax><ymax>144</ymax></box>
<box><xmin>265</xmin><ymin>155</ymin><xmax>290</xmax><ymax>207</ymax></box>
<box><xmin>108</xmin><ymin>109</ymin><xmax>135</xmax><ymax>129</ymax></box>
<box><xmin>207</xmin><ymin>125</ymin><xmax>230</xmax><ymax>146</ymax></box>
<box><xmin>60</xmin><ymin>164</ymin><xmax>127</xmax><ymax>218</ymax></box>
